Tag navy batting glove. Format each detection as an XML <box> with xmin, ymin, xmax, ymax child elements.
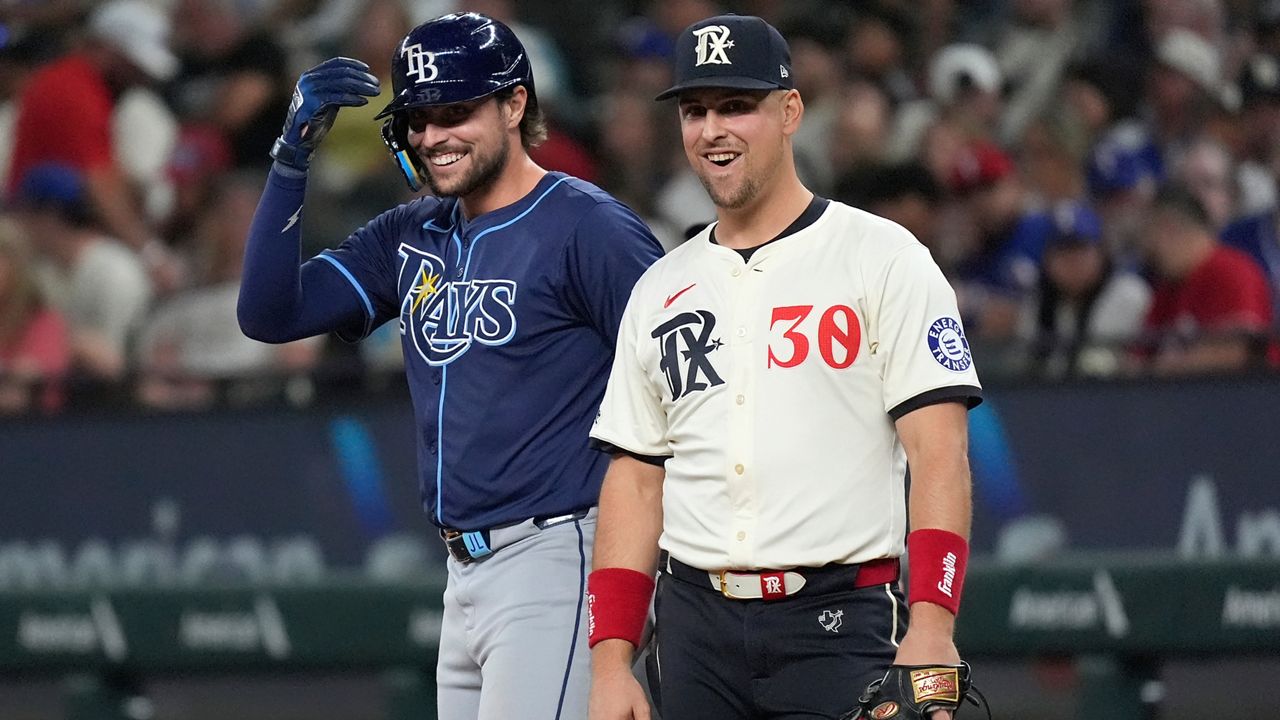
<box><xmin>270</xmin><ymin>57</ymin><xmax>380</xmax><ymax>171</ymax></box>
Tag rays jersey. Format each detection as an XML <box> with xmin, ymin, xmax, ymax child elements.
<box><xmin>590</xmin><ymin>197</ymin><xmax>982</xmax><ymax>570</ymax></box>
<box><xmin>322</xmin><ymin>172</ymin><xmax>663</xmax><ymax>529</ymax></box>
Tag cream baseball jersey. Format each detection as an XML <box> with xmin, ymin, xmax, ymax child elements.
<box><xmin>590</xmin><ymin>197</ymin><xmax>982</xmax><ymax>571</ymax></box>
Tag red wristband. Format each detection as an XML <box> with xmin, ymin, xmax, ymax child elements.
<box><xmin>907</xmin><ymin>528</ymin><xmax>969</xmax><ymax>615</ymax></box>
<box><xmin>586</xmin><ymin>568</ymin><xmax>655</xmax><ymax>649</ymax></box>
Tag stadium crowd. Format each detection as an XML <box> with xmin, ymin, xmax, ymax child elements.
<box><xmin>0</xmin><ymin>0</ymin><xmax>1278</xmax><ymax>415</ymax></box>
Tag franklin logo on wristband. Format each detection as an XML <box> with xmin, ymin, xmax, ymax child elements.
<box><xmin>937</xmin><ymin>551</ymin><xmax>958</xmax><ymax>598</ymax></box>
<box><xmin>907</xmin><ymin>528</ymin><xmax>969</xmax><ymax>615</ymax></box>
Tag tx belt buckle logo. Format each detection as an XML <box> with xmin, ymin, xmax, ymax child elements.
<box><xmin>402</xmin><ymin>42</ymin><xmax>440</xmax><ymax>83</ymax></box>
<box><xmin>692</xmin><ymin>25</ymin><xmax>734</xmax><ymax>66</ymax></box>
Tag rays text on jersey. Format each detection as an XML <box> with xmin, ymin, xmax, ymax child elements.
<box><xmin>398</xmin><ymin>245</ymin><xmax>518</xmax><ymax>365</ymax></box>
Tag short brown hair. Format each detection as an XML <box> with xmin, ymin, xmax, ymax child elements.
<box><xmin>496</xmin><ymin>86</ymin><xmax>547</xmax><ymax>149</ymax></box>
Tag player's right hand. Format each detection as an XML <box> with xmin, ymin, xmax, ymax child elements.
<box><xmin>588</xmin><ymin>666</ymin><xmax>651</xmax><ymax>720</ymax></box>
<box><xmin>270</xmin><ymin>57</ymin><xmax>380</xmax><ymax>171</ymax></box>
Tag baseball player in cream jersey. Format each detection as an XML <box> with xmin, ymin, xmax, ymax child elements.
<box><xmin>584</xmin><ymin>15</ymin><xmax>982</xmax><ymax>720</ymax></box>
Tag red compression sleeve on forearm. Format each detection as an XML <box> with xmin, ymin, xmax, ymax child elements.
<box><xmin>586</xmin><ymin>568</ymin><xmax>654</xmax><ymax>649</ymax></box>
<box><xmin>907</xmin><ymin>528</ymin><xmax>969</xmax><ymax>615</ymax></box>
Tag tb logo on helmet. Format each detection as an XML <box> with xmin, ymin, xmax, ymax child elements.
<box><xmin>403</xmin><ymin>42</ymin><xmax>440</xmax><ymax>83</ymax></box>
<box><xmin>692</xmin><ymin>25</ymin><xmax>734</xmax><ymax>66</ymax></box>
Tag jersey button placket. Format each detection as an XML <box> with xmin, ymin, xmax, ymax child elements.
<box><xmin>725</xmin><ymin>256</ymin><xmax>757</xmax><ymax>568</ymax></box>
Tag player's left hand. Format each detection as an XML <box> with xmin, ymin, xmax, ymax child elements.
<box><xmin>271</xmin><ymin>57</ymin><xmax>380</xmax><ymax>170</ymax></box>
<box><xmin>890</xmin><ymin>603</ymin><xmax>962</xmax><ymax>718</ymax></box>
<box><xmin>838</xmin><ymin>662</ymin><xmax>980</xmax><ymax>720</ymax></box>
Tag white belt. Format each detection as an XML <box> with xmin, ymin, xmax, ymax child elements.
<box><xmin>709</xmin><ymin>569</ymin><xmax>808</xmax><ymax>599</ymax></box>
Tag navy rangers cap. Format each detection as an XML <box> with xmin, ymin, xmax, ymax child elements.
<box><xmin>655</xmin><ymin>14</ymin><xmax>793</xmax><ymax>101</ymax></box>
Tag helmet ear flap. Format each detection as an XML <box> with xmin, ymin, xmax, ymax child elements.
<box><xmin>381</xmin><ymin>115</ymin><xmax>428</xmax><ymax>192</ymax></box>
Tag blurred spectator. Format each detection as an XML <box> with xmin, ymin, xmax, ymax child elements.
<box><xmin>612</xmin><ymin>16</ymin><xmax>676</xmax><ymax>100</ymax></box>
<box><xmin>650</xmin><ymin>0</ymin><xmax>722</xmax><ymax>40</ymax></box>
<box><xmin>1258</xmin><ymin>0</ymin><xmax>1280</xmax><ymax>54</ymax></box>
<box><xmin>114</xmin><ymin>86</ymin><xmax>180</xmax><ymax>224</ymax></box>
<box><xmin>1019</xmin><ymin>200</ymin><xmax>1152</xmax><ymax>378</ymax></box>
<box><xmin>1017</xmin><ymin>108</ymin><xmax>1090</xmax><ymax>205</ymax></box>
<box><xmin>1147</xmin><ymin>29</ymin><xmax>1238</xmax><ymax>159</ymax></box>
<box><xmin>1220</xmin><ymin>204</ymin><xmax>1280</xmax><ymax>322</ymax></box>
<box><xmin>272</xmin><ymin>0</ymin><xmax>386</xmax><ymax>61</ymax></box>
<box><xmin>1060</xmin><ymin>59</ymin><xmax>1141</xmax><ymax>141</ymax></box>
<box><xmin>828</xmin><ymin>80</ymin><xmax>893</xmax><ymax>186</ymax></box>
<box><xmin>993</xmin><ymin>0</ymin><xmax>1090</xmax><ymax>146</ymax></box>
<box><xmin>1140</xmin><ymin>183</ymin><xmax>1274</xmax><ymax>375</ymax></box>
<box><xmin>13</xmin><ymin>164</ymin><xmax>152</xmax><ymax>381</ymax></box>
<box><xmin>949</xmin><ymin>141</ymin><xmax>1050</xmax><ymax>340</ymax></box>
<box><xmin>835</xmin><ymin>161</ymin><xmax>944</xmax><ymax>256</ymax></box>
<box><xmin>1173</xmin><ymin>135</ymin><xmax>1236</xmax><ymax>230</ymax></box>
<box><xmin>6</xmin><ymin>0</ymin><xmax>179</xmax><ymax>285</ymax></box>
<box><xmin>0</xmin><ymin>216</ymin><xmax>70</xmax><ymax>414</ymax></box>
<box><xmin>778</xmin><ymin>12</ymin><xmax>849</xmax><ymax>195</ymax></box>
<box><xmin>0</xmin><ymin>31</ymin><xmax>41</xmax><ymax>193</ymax></box>
<box><xmin>0</xmin><ymin>0</ymin><xmax>82</xmax><ymax>50</ymax></box>
<box><xmin>1233</xmin><ymin>52</ymin><xmax>1280</xmax><ymax>215</ymax></box>
<box><xmin>170</xmin><ymin>0</ymin><xmax>292</xmax><ymax>170</ymax></box>
<box><xmin>844</xmin><ymin>4</ymin><xmax>916</xmax><ymax>106</ymax></box>
<box><xmin>136</xmin><ymin>173</ymin><xmax>323</xmax><ymax>409</ymax></box>
<box><xmin>891</xmin><ymin>43</ymin><xmax>1004</xmax><ymax>161</ymax></box>
<box><xmin>1144</xmin><ymin>0</ymin><xmax>1226</xmax><ymax>48</ymax></box>
<box><xmin>162</xmin><ymin>124</ymin><xmax>234</xmax><ymax>247</ymax></box>
<box><xmin>1087</xmin><ymin>121</ymin><xmax>1165</xmax><ymax>262</ymax></box>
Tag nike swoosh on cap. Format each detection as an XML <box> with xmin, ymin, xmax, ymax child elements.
<box><xmin>664</xmin><ymin>283</ymin><xmax>697</xmax><ymax>309</ymax></box>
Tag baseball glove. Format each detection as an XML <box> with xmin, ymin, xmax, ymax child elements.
<box><xmin>838</xmin><ymin>663</ymin><xmax>987</xmax><ymax>720</ymax></box>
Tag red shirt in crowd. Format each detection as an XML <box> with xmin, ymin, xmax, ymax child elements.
<box><xmin>1144</xmin><ymin>244</ymin><xmax>1274</xmax><ymax>346</ymax></box>
<box><xmin>6</xmin><ymin>53</ymin><xmax>115</xmax><ymax>196</ymax></box>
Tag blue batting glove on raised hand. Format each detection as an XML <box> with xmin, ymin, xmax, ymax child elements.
<box><xmin>270</xmin><ymin>57</ymin><xmax>381</xmax><ymax>171</ymax></box>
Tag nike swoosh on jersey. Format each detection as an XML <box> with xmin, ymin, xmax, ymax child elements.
<box><xmin>664</xmin><ymin>283</ymin><xmax>697</xmax><ymax>309</ymax></box>
<box><xmin>422</xmin><ymin>218</ymin><xmax>447</xmax><ymax>233</ymax></box>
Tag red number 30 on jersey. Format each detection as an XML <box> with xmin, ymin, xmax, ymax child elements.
<box><xmin>767</xmin><ymin>304</ymin><xmax>861</xmax><ymax>370</ymax></box>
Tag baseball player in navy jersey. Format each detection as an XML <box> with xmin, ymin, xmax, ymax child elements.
<box><xmin>236</xmin><ymin>13</ymin><xmax>662</xmax><ymax>720</ymax></box>
<box><xmin>585</xmin><ymin>15</ymin><xmax>982</xmax><ymax>720</ymax></box>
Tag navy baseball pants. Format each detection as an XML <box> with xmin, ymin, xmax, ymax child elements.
<box><xmin>648</xmin><ymin>556</ymin><xmax>907</xmax><ymax>720</ymax></box>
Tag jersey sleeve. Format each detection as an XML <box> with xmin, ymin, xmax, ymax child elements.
<box><xmin>870</xmin><ymin>243</ymin><xmax>983</xmax><ymax>419</ymax></box>
<box><xmin>589</xmin><ymin>284</ymin><xmax>671</xmax><ymax>457</ymax></box>
<box><xmin>561</xmin><ymin>201</ymin><xmax>664</xmax><ymax>343</ymax></box>
<box><xmin>315</xmin><ymin>202</ymin><xmax>425</xmax><ymax>340</ymax></box>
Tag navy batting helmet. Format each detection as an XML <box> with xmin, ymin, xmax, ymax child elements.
<box><xmin>374</xmin><ymin>12</ymin><xmax>536</xmax><ymax>119</ymax></box>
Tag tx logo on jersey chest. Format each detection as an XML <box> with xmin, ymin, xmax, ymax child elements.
<box><xmin>398</xmin><ymin>245</ymin><xmax>517</xmax><ymax>365</ymax></box>
<box><xmin>652</xmin><ymin>310</ymin><xmax>724</xmax><ymax>400</ymax></box>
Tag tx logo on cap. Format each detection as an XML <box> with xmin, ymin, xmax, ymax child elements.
<box><xmin>693</xmin><ymin>25</ymin><xmax>734</xmax><ymax>66</ymax></box>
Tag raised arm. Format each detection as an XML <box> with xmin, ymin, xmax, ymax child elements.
<box><xmin>236</xmin><ymin>58</ymin><xmax>380</xmax><ymax>343</ymax></box>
